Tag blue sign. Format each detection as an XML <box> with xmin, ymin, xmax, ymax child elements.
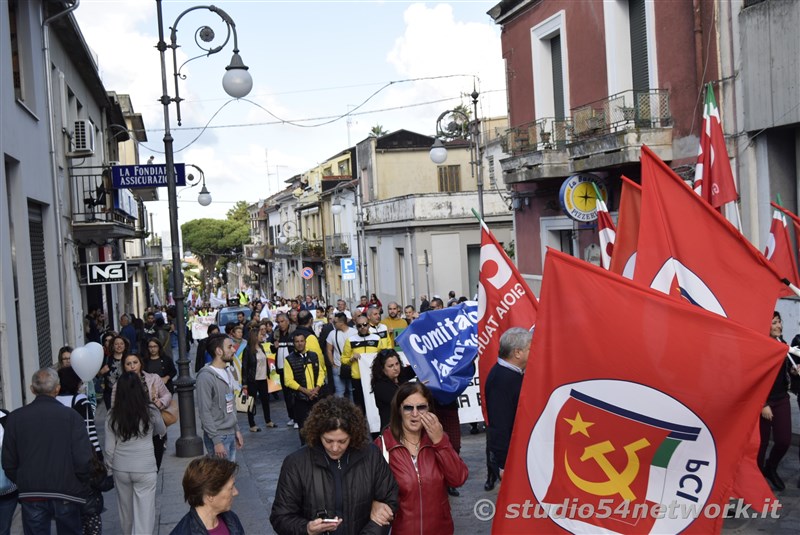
<box><xmin>340</xmin><ymin>257</ymin><xmax>357</xmax><ymax>280</ymax></box>
<box><xmin>396</xmin><ymin>302</ymin><xmax>479</xmax><ymax>405</ymax></box>
<box><xmin>111</xmin><ymin>163</ymin><xmax>186</xmax><ymax>189</ymax></box>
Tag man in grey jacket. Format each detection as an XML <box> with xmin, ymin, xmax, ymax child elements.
<box><xmin>196</xmin><ymin>333</ymin><xmax>244</xmax><ymax>461</ymax></box>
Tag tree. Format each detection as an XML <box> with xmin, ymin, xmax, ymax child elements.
<box><xmin>226</xmin><ymin>200</ymin><xmax>249</xmax><ymax>223</ymax></box>
<box><xmin>182</xmin><ymin>215</ymin><xmax>249</xmax><ymax>288</ymax></box>
<box><xmin>369</xmin><ymin>124</ymin><xmax>389</xmax><ymax>138</ymax></box>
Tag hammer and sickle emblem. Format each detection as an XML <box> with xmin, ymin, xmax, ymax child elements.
<box><xmin>564</xmin><ymin>438</ymin><xmax>650</xmax><ymax>501</ymax></box>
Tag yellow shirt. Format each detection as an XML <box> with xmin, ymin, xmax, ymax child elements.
<box><xmin>341</xmin><ymin>334</ymin><xmax>390</xmax><ymax>380</ymax></box>
<box><xmin>380</xmin><ymin>317</ymin><xmax>407</xmax><ymax>346</ymax></box>
<box><xmin>283</xmin><ymin>352</ymin><xmax>325</xmax><ymax>391</ymax></box>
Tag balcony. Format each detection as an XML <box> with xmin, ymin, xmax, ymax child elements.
<box><xmin>70</xmin><ymin>167</ymin><xmax>138</xmax><ymax>245</ymax></box>
<box><xmin>364</xmin><ymin>191</ymin><xmax>511</xmax><ymax>228</ymax></box>
<box><xmin>244</xmin><ymin>243</ymin><xmax>274</xmax><ymax>261</ymax></box>
<box><xmin>501</xmin><ymin>89</ymin><xmax>673</xmax><ymax>183</ymax></box>
<box><xmin>301</xmin><ymin>239</ymin><xmax>325</xmax><ymax>260</ymax></box>
<box><xmin>325</xmin><ymin>234</ymin><xmax>352</xmax><ymax>257</ymax></box>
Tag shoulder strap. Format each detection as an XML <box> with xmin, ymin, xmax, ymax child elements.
<box><xmin>309</xmin><ymin>448</ymin><xmax>328</xmax><ymax>516</ymax></box>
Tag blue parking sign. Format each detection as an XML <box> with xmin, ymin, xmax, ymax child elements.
<box><xmin>340</xmin><ymin>258</ymin><xmax>357</xmax><ymax>280</ymax></box>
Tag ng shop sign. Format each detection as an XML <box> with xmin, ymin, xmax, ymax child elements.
<box><xmin>86</xmin><ymin>261</ymin><xmax>128</xmax><ymax>285</ymax></box>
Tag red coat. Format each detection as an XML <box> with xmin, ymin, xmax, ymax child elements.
<box><xmin>375</xmin><ymin>428</ymin><xmax>468</xmax><ymax>535</ymax></box>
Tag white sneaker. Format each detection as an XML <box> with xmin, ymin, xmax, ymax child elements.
<box><xmin>293</xmin><ymin>423</ymin><xmax>299</xmax><ymax>429</ymax></box>
<box><xmin>286</xmin><ymin>419</ymin><xmax>295</xmax><ymax>427</ymax></box>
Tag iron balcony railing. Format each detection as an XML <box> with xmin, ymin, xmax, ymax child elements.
<box><xmin>503</xmin><ymin>89</ymin><xmax>671</xmax><ymax>155</ymax></box>
<box><xmin>69</xmin><ymin>167</ymin><xmax>137</xmax><ymax>228</ymax></box>
<box><xmin>325</xmin><ymin>234</ymin><xmax>352</xmax><ymax>257</ymax></box>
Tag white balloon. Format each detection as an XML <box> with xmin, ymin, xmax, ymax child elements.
<box><xmin>71</xmin><ymin>344</ymin><xmax>104</xmax><ymax>382</ymax></box>
<box><xmin>85</xmin><ymin>342</ymin><xmax>104</xmax><ymax>363</ymax></box>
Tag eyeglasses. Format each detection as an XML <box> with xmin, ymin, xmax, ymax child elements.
<box><xmin>356</xmin><ymin>323</ymin><xmax>369</xmax><ymax>328</ymax></box>
<box><xmin>402</xmin><ymin>404</ymin><xmax>429</xmax><ymax>414</ymax></box>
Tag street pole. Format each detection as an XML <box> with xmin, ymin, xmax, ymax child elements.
<box><xmin>471</xmin><ymin>89</ymin><xmax>484</xmax><ymax>219</ymax></box>
<box><xmin>155</xmin><ymin>0</ymin><xmax>252</xmax><ymax>457</ymax></box>
<box><xmin>156</xmin><ymin>0</ymin><xmax>203</xmax><ymax>457</ymax></box>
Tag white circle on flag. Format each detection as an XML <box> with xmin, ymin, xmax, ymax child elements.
<box><xmin>527</xmin><ymin>380</ymin><xmax>716</xmax><ymax>534</ymax></box>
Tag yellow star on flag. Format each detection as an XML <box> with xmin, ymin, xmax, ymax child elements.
<box><xmin>563</xmin><ymin>412</ymin><xmax>594</xmax><ymax>437</ymax></box>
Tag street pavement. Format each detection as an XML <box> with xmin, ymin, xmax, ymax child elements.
<box><xmin>9</xmin><ymin>392</ymin><xmax>800</xmax><ymax>534</ymax></box>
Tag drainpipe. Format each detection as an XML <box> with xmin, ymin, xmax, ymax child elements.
<box><xmin>692</xmin><ymin>0</ymin><xmax>705</xmax><ymax>109</ymax></box>
<box><xmin>43</xmin><ymin>0</ymin><xmax>81</xmax><ymax>346</ymax></box>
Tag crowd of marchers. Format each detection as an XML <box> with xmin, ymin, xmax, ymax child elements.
<box><xmin>5</xmin><ymin>282</ymin><xmax>797</xmax><ymax>535</ymax></box>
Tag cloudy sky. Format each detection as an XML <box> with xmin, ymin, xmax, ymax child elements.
<box><xmin>74</xmin><ymin>0</ymin><xmax>506</xmax><ymax>242</ymax></box>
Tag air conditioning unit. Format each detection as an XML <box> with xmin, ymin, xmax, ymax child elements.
<box><xmin>68</xmin><ymin>120</ymin><xmax>95</xmax><ymax>157</ymax></box>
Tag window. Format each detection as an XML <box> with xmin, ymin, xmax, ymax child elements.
<box><xmin>8</xmin><ymin>0</ymin><xmax>35</xmax><ymax>106</ymax></box>
<box><xmin>337</xmin><ymin>160</ymin><xmax>350</xmax><ymax>176</ymax></box>
<box><xmin>531</xmin><ymin>11</ymin><xmax>569</xmax><ymax>121</ymax></box>
<box><xmin>437</xmin><ymin>165</ymin><xmax>461</xmax><ymax>192</ymax></box>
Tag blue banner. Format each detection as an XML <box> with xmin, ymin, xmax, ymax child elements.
<box><xmin>396</xmin><ymin>302</ymin><xmax>479</xmax><ymax>405</ymax></box>
<box><xmin>111</xmin><ymin>163</ymin><xmax>186</xmax><ymax>189</ymax></box>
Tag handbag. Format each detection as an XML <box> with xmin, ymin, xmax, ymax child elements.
<box><xmin>161</xmin><ymin>398</ymin><xmax>179</xmax><ymax>427</ymax></box>
<box><xmin>236</xmin><ymin>392</ymin><xmax>254</xmax><ymax>413</ymax></box>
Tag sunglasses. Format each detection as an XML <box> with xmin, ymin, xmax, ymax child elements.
<box><xmin>356</xmin><ymin>323</ymin><xmax>369</xmax><ymax>328</ymax></box>
<box><xmin>402</xmin><ymin>404</ymin><xmax>429</xmax><ymax>414</ymax></box>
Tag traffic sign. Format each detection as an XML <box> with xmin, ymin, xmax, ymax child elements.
<box><xmin>301</xmin><ymin>266</ymin><xmax>314</xmax><ymax>280</ymax></box>
<box><xmin>340</xmin><ymin>258</ymin><xmax>357</xmax><ymax>281</ymax></box>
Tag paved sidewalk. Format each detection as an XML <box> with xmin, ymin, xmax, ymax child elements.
<box><xmin>10</xmin><ymin>394</ymin><xmax>800</xmax><ymax>534</ymax></box>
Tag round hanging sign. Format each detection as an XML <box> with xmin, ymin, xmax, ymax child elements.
<box><xmin>559</xmin><ymin>174</ymin><xmax>608</xmax><ymax>222</ymax></box>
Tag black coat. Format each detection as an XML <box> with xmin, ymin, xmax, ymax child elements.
<box><xmin>1</xmin><ymin>396</ymin><xmax>91</xmax><ymax>503</ymax></box>
<box><xmin>170</xmin><ymin>508</ymin><xmax>244</xmax><ymax>535</ymax></box>
<box><xmin>270</xmin><ymin>444</ymin><xmax>398</xmax><ymax>535</ymax></box>
<box><xmin>485</xmin><ymin>362</ymin><xmax>524</xmax><ymax>470</ymax></box>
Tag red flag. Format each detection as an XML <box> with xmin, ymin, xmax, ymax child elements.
<box><xmin>634</xmin><ymin>145</ymin><xmax>785</xmax><ymax>334</ymax></box>
<box><xmin>493</xmin><ymin>250</ymin><xmax>786</xmax><ymax>534</ymax></box>
<box><xmin>764</xmin><ymin>210</ymin><xmax>800</xmax><ymax>295</ymax></box>
<box><xmin>694</xmin><ymin>83</ymin><xmax>737</xmax><ymax>208</ymax></box>
<box><xmin>476</xmin><ymin>219</ymin><xmax>538</xmax><ymax>423</ymax></box>
<box><xmin>771</xmin><ymin>202</ymin><xmax>800</xmax><ymax>259</ymax></box>
<box><xmin>595</xmin><ymin>193</ymin><xmax>616</xmax><ymax>269</ymax></box>
<box><xmin>609</xmin><ymin>176</ymin><xmax>641</xmax><ymax>278</ymax></box>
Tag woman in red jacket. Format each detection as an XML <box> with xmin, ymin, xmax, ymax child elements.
<box><xmin>375</xmin><ymin>382</ymin><xmax>468</xmax><ymax>534</ymax></box>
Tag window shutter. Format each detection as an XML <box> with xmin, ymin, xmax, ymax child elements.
<box><xmin>29</xmin><ymin>203</ymin><xmax>53</xmax><ymax>368</ymax></box>
<box><xmin>629</xmin><ymin>0</ymin><xmax>650</xmax><ymax>90</ymax></box>
<box><xmin>551</xmin><ymin>35</ymin><xmax>565</xmax><ymax>120</ymax></box>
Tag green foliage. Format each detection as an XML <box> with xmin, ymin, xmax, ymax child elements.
<box><xmin>226</xmin><ymin>201</ymin><xmax>249</xmax><ymax>223</ymax></box>
<box><xmin>182</xmin><ymin>215</ymin><xmax>249</xmax><ymax>278</ymax></box>
<box><xmin>369</xmin><ymin>124</ymin><xmax>389</xmax><ymax>137</ymax></box>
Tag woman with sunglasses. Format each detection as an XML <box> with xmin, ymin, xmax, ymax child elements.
<box><xmin>375</xmin><ymin>382</ymin><xmax>468</xmax><ymax>535</ymax></box>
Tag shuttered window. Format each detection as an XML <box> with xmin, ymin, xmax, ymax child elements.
<box><xmin>28</xmin><ymin>203</ymin><xmax>52</xmax><ymax>368</ymax></box>
<box><xmin>629</xmin><ymin>0</ymin><xmax>650</xmax><ymax>90</ymax></box>
<box><xmin>551</xmin><ymin>34</ymin><xmax>565</xmax><ymax>120</ymax></box>
<box><xmin>437</xmin><ymin>165</ymin><xmax>461</xmax><ymax>192</ymax></box>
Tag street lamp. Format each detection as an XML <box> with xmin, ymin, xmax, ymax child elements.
<box><xmin>185</xmin><ymin>164</ymin><xmax>212</xmax><ymax>206</ymax></box>
<box><xmin>156</xmin><ymin>0</ymin><xmax>253</xmax><ymax>457</ymax></box>
<box><xmin>429</xmin><ymin>89</ymin><xmax>484</xmax><ymax>218</ymax></box>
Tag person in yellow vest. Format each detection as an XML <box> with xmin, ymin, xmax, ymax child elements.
<box><xmin>380</xmin><ymin>302</ymin><xmax>406</xmax><ymax>347</ymax></box>
<box><xmin>341</xmin><ymin>318</ymin><xmax>390</xmax><ymax>413</ymax></box>
<box><xmin>283</xmin><ymin>332</ymin><xmax>325</xmax><ymax>445</ymax></box>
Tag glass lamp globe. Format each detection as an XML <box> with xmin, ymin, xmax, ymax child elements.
<box><xmin>197</xmin><ymin>185</ymin><xmax>212</xmax><ymax>206</ymax></box>
<box><xmin>222</xmin><ymin>53</ymin><xmax>253</xmax><ymax>98</ymax></box>
<box><xmin>429</xmin><ymin>139</ymin><xmax>448</xmax><ymax>164</ymax></box>
<box><xmin>331</xmin><ymin>203</ymin><xmax>343</xmax><ymax>215</ymax></box>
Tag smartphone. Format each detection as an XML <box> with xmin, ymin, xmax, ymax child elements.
<box><xmin>322</xmin><ymin>519</ymin><xmax>338</xmax><ymax>523</ymax></box>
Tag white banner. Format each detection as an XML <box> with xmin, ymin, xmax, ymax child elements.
<box><xmin>192</xmin><ymin>314</ymin><xmax>217</xmax><ymax>340</ymax></box>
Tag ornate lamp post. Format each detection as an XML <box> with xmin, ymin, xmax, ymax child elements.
<box><xmin>156</xmin><ymin>0</ymin><xmax>253</xmax><ymax>457</ymax></box>
<box><xmin>429</xmin><ymin>89</ymin><xmax>484</xmax><ymax>218</ymax></box>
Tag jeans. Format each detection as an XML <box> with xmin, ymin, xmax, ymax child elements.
<box><xmin>20</xmin><ymin>499</ymin><xmax>82</xmax><ymax>535</ymax></box>
<box><xmin>332</xmin><ymin>366</ymin><xmax>348</xmax><ymax>398</ymax></box>
<box><xmin>203</xmin><ymin>432</ymin><xmax>237</xmax><ymax>462</ymax></box>
<box><xmin>0</xmin><ymin>492</ymin><xmax>17</xmax><ymax>535</ymax></box>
